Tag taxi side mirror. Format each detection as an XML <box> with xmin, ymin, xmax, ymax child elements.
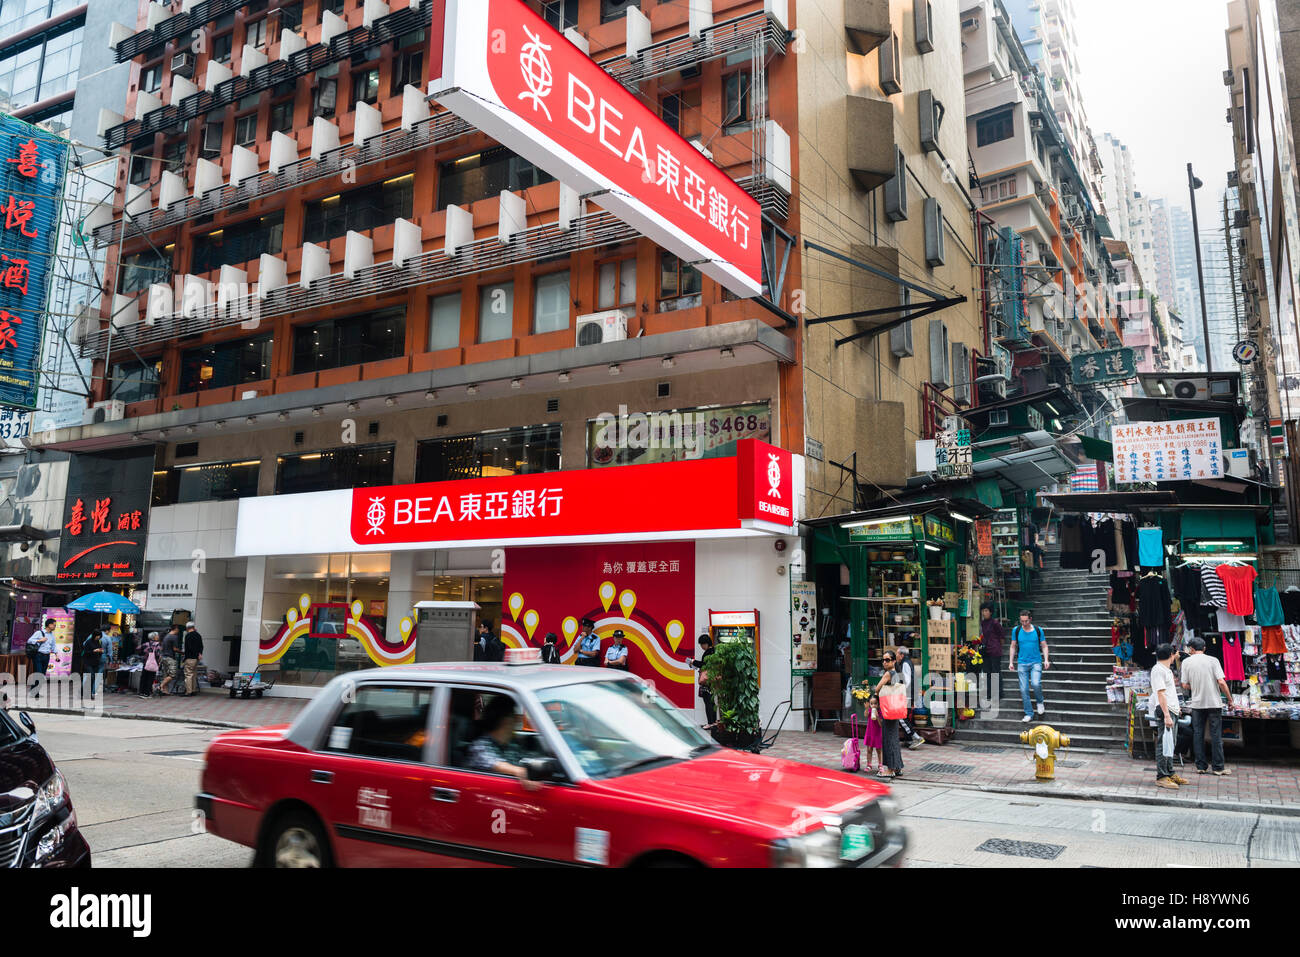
<box><xmin>523</xmin><ymin>756</ymin><xmax>559</xmax><ymax>782</ymax></box>
<box><xmin>18</xmin><ymin>712</ymin><xmax>35</xmax><ymax>735</ymax></box>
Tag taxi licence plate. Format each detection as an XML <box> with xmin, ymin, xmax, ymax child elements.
<box><xmin>840</xmin><ymin>823</ymin><xmax>874</xmax><ymax>861</ymax></box>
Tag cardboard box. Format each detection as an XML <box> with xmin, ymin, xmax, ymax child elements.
<box><xmin>929</xmin><ymin>642</ymin><xmax>954</xmax><ymax>671</ymax></box>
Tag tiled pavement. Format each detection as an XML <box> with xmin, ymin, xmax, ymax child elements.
<box><xmin>18</xmin><ymin>691</ymin><xmax>1300</xmax><ymax>814</ymax></box>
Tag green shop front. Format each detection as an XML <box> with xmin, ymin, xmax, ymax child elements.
<box><xmin>809</xmin><ymin>505</ymin><xmax>984</xmax><ymax>729</ymax></box>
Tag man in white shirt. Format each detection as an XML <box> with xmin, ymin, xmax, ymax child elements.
<box><xmin>1180</xmin><ymin>636</ymin><xmax>1232</xmax><ymax>775</ymax></box>
<box><xmin>1149</xmin><ymin>642</ymin><xmax>1189</xmax><ymax>789</ymax></box>
<box><xmin>895</xmin><ymin>647</ymin><xmax>925</xmax><ymax>750</ymax></box>
<box><xmin>28</xmin><ymin>618</ymin><xmax>57</xmax><ymax>700</ymax></box>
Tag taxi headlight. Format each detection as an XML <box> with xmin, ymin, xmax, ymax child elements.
<box><xmin>771</xmin><ymin>827</ymin><xmax>840</xmax><ymax>868</ymax></box>
<box><xmin>875</xmin><ymin>795</ymin><xmax>903</xmax><ymax>835</ymax></box>
<box><xmin>32</xmin><ymin>770</ymin><xmax>67</xmax><ymax>825</ymax></box>
<box><xmin>35</xmin><ymin>811</ymin><xmax>74</xmax><ymax>863</ymax></box>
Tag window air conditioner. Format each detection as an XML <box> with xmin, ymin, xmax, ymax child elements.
<box><xmin>171</xmin><ymin>52</ymin><xmax>195</xmax><ymax>78</ymax></box>
<box><xmin>961</xmin><ymin>16</ymin><xmax>979</xmax><ymax>32</ymax></box>
<box><xmin>83</xmin><ymin>400</ymin><xmax>125</xmax><ymax>425</ymax></box>
<box><xmin>575</xmin><ymin>309</ymin><xmax>629</xmax><ymax>347</ymax></box>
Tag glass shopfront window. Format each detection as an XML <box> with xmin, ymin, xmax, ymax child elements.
<box><xmin>179</xmin><ymin>333</ymin><xmax>273</xmax><ymax>393</ymax></box>
<box><xmin>110</xmin><ymin>359</ymin><xmax>162</xmax><ymax>403</ymax></box>
<box><xmin>153</xmin><ymin>458</ymin><xmax>261</xmax><ymax>506</ymax></box>
<box><xmin>415</xmin><ymin>424</ymin><xmax>562</xmax><ymax>483</ymax></box>
<box><xmin>276</xmin><ymin>443</ymin><xmax>395</xmax><ymax>494</ymax></box>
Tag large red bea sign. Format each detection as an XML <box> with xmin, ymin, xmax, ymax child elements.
<box><xmin>349</xmin><ymin>439</ymin><xmax>794</xmax><ymax>545</ymax></box>
<box><xmin>428</xmin><ymin>0</ymin><xmax>762</xmax><ymax>298</ymax></box>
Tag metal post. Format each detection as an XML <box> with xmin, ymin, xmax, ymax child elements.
<box><xmin>1187</xmin><ymin>162</ymin><xmax>1213</xmax><ymax>373</ymax></box>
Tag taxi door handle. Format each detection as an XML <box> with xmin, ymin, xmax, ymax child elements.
<box><xmin>310</xmin><ymin>770</ymin><xmax>334</xmax><ymax>785</ymax></box>
<box><xmin>431</xmin><ymin>787</ymin><xmax>459</xmax><ymax>803</ymax></box>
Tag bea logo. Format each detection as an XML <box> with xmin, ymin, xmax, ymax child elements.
<box><xmin>767</xmin><ymin>453</ymin><xmax>783</xmax><ymax>499</ymax></box>
<box><xmin>518</xmin><ymin>26</ymin><xmax>554</xmax><ymax>120</ymax></box>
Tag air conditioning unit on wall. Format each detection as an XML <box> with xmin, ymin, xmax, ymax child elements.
<box><xmin>83</xmin><ymin>400</ymin><xmax>125</xmax><ymax>425</ymax></box>
<box><xmin>575</xmin><ymin>309</ymin><xmax>629</xmax><ymax>347</ymax></box>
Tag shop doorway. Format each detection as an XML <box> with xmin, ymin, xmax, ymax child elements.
<box><xmin>432</xmin><ymin>575</ymin><xmax>501</xmax><ymax>636</ymax></box>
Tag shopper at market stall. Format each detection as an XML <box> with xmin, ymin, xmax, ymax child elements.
<box><xmin>1149</xmin><ymin>642</ymin><xmax>1190</xmax><ymax>790</ymax></box>
<box><xmin>1009</xmin><ymin>610</ymin><xmax>1050</xmax><ymax>721</ymax></box>
<box><xmin>157</xmin><ymin>625</ymin><xmax>181</xmax><ymax>695</ymax></box>
<box><xmin>980</xmin><ymin>605</ymin><xmax>1004</xmax><ymax>688</ymax></box>
<box><xmin>138</xmin><ymin>632</ymin><xmax>161</xmax><ymax>699</ymax></box>
<box><xmin>893</xmin><ymin>647</ymin><xmax>926</xmax><ymax>750</ymax></box>
<box><xmin>1180</xmin><ymin>636</ymin><xmax>1233</xmax><ymax>776</ymax></box>
<box><xmin>874</xmin><ymin>652</ymin><xmax>904</xmax><ymax>778</ymax></box>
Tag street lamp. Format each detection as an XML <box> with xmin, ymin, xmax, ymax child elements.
<box><xmin>1187</xmin><ymin>162</ymin><xmax>1213</xmax><ymax>373</ymax></box>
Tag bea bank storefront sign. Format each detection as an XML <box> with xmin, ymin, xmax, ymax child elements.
<box><xmin>234</xmin><ymin>440</ymin><xmax>795</xmax><ymax>557</ymax></box>
<box><xmin>427</xmin><ymin>0</ymin><xmax>762</xmax><ymax>298</ymax></box>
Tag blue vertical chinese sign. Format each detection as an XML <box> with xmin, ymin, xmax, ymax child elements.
<box><xmin>0</xmin><ymin>115</ymin><xmax>67</xmax><ymax>410</ymax></box>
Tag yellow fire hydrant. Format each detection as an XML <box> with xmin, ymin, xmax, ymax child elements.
<box><xmin>1019</xmin><ymin>724</ymin><xmax>1070</xmax><ymax>781</ymax></box>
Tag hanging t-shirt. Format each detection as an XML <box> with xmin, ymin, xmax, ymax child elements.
<box><xmin>1216</xmin><ymin>609</ymin><xmax>1248</xmax><ymax>633</ymax></box>
<box><xmin>1200</xmin><ymin>564</ymin><xmax>1228</xmax><ymax>608</ymax></box>
<box><xmin>1215</xmin><ymin>564</ymin><xmax>1257</xmax><ymax>616</ymax></box>
<box><xmin>1253</xmin><ymin>586</ymin><xmax>1285</xmax><ymax>626</ymax></box>
<box><xmin>1221</xmin><ymin>633</ymin><xmax>1246</xmax><ymax>682</ymax></box>
<box><xmin>1137</xmin><ymin>527</ymin><xmax>1164</xmax><ymax>568</ymax></box>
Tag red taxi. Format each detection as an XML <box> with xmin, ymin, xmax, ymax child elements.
<box><xmin>197</xmin><ymin>654</ymin><xmax>905</xmax><ymax>868</ymax></box>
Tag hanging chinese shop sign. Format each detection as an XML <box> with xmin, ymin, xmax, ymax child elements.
<box><xmin>975</xmin><ymin>519</ymin><xmax>993</xmax><ymax>556</ymax></box>
<box><xmin>1071</xmin><ymin>347</ymin><xmax>1136</xmax><ymax>386</ymax></box>
<box><xmin>0</xmin><ymin>117</ymin><xmax>67</xmax><ymax>410</ymax></box>
<box><xmin>936</xmin><ymin>425</ymin><xmax>972</xmax><ymax>479</ymax></box>
<box><xmin>428</xmin><ymin>0</ymin><xmax>762</xmax><ymax>297</ymax></box>
<box><xmin>1112</xmin><ymin>418</ymin><xmax>1223</xmax><ymax>483</ymax></box>
<box><xmin>56</xmin><ymin>451</ymin><xmax>153</xmax><ymax>582</ymax></box>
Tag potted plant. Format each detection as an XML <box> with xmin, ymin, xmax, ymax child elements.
<box><xmin>701</xmin><ymin>640</ymin><xmax>761</xmax><ymax>749</ymax></box>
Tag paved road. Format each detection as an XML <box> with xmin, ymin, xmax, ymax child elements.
<box><xmin>32</xmin><ymin>713</ymin><xmax>1300</xmax><ymax>868</ymax></box>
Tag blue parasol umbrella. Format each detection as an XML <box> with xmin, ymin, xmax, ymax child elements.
<box><xmin>65</xmin><ymin>591</ymin><xmax>141</xmax><ymax>614</ymax></box>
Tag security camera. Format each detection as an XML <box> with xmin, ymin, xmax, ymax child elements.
<box><xmin>774</xmin><ymin>539</ymin><xmax>788</xmax><ymax>553</ymax></box>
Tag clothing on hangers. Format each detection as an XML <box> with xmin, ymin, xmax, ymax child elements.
<box><xmin>1221</xmin><ymin>633</ymin><xmax>1246</xmax><ymax>681</ymax></box>
<box><xmin>1200</xmin><ymin>563</ymin><xmax>1228</xmax><ymax>608</ymax></box>
<box><xmin>1121</xmin><ymin>520</ymin><xmax>1139</xmax><ymax>570</ymax></box>
<box><xmin>1137</xmin><ymin>575</ymin><xmax>1171</xmax><ymax>630</ymax></box>
<box><xmin>1137</xmin><ymin>526</ymin><xmax>1163</xmax><ymax>567</ymax></box>
<box><xmin>1253</xmin><ymin>585</ymin><xmax>1284</xmax><ymax>627</ymax></box>
<box><xmin>1216</xmin><ymin>609</ymin><xmax>1248</xmax><ymax>633</ymax></box>
<box><xmin>1262</xmin><ymin>624</ymin><xmax>1287</xmax><ymax>655</ymax></box>
<box><xmin>1216</xmin><ymin>564</ymin><xmax>1257</xmax><ymax>616</ymax></box>
<box><xmin>1279</xmin><ymin>589</ymin><xmax>1300</xmax><ymax>625</ymax></box>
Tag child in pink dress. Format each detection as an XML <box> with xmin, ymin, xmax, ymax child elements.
<box><xmin>862</xmin><ymin>695</ymin><xmax>885</xmax><ymax>772</ymax></box>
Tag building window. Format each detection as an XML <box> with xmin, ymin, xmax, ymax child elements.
<box><xmin>302</xmin><ymin>174</ymin><xmax>414</xmax><ymax>245</ymax></box>
<box><xmin>277</xmin><ymin>2</ymin><xmax>304</xmax><ymax>32</ymax></box>
<box><xmin>976</xmin><ymin>107</ymin><xmax>1013</xmax><ymax>147</ymax></box>
<box><xmin>245</xmin><ymin>17</ymin><xmax>267</xmax><ymax>49</ymax></box>
<box><xmin>437</xmin><ymin>146</ymin><xmax>554</xmax><ymax>209</ymax></box>
<box><xmin>277</xmin><ymin>443</ymin><xmax>394</xmax><ymax>494</ymax></box>
<box><xmin>415</xmin><ymin>425</ymin><xmax>562</xmax><ymax>483</ymax></box>
<box><xmin>658</xmin><ymin>252</ymin><xmax>701</xmax><ymax>312</ymax></box>
<box><xmin>179</xmin><ymin>334</ymin><xmax>273</xmax><ymax>393</ymax></box>
<box><xmin>601</xmin><ymin>0</ymin><xmax>639</xmax><ymax>23</ymax></box>
<box><xmin>153</xmin><ymin>459</ymin><xmax>261</xmax><ymax>507</ymax></box>
<box><xmin>235</xmin><ymin>112</ymin><xmax>258</xmax><ymax>146</ymax></box>
<box><xmin>109</xmin><ymin>360</ymin><xmax>161</xmax><ymax>403</ymax></box>
<box><xmin>543</xmin><ymin>0</ymin><xmax>579</xmax><ymax>31</ymax></box>
<box><xmin>312</xmin><ymin>72</ymin><xmax>337</xmax><ymax>119</ymax></box>
<box><xmin>597</xmin><ymin>258</ymin><xmax>636</xmax><ymax>310</ymax></box>
<box><xmin>128</xmin><ymin>155</ymin><xmax>152</xmax><ymax>186</ymax></box>
<box><xmin>270</xmin><ymin>98</ymin><xmax>294</xmax><ymax>133</ymax></box>
<box><xmin>140</xmin><ymin>62</ymin><xmax>163</xmax><ymax>93</ymax></box>
<box><xmin>533</xmin><ymin>271</ymin><xmax>570</xmax><ymax>334</ymax></box>
<box><xmin>190</xmin><ymin>212</ymin><xmax>284</xmax><ymax>274</ymax></box>
<box><xmin>117</xmin><ymin>250</ymin><xmax>171</xmax><ymax>296</ymax></box>
<box><xmin>391</xmin><ymin>48</ymin><xmax>423</xmax><ymax>96</ymax></box>
<box><xmin>478</xmin><ymin>280</ymin><xmax>514</xmax><ymax>343</ymax></box>
<box><xmin>162</xmin><ymin>137</ymin><xmax>187</xmax><ymax>175</ymax></box>
<box><xmin>212</xmin><ymin>32</ymin><xmax>234</xmax><ymax>63</ymax></box>
<box><xmin>351</xmin><ymin>67</ymin><xmax>379</xmax><ymax>107</ymax></box>
<box><xmin>322</xmin><ymin>0</ymin><xmax>347</xmax><ymax>13</ymax></box>
<box><xmin>723</xmin><ymin>70</ymin><xmax>753</xmax><ymax>136</ymax></box>
<box><xmin>428</xmin><ymin>292</ymin><xmax>461</xmax><ymax>352</ymax></box>
<box><xmin>291</xmin><ymin>307</ymin><xmax>407</xmax><ymax>374</ymax></box>
<box><xmin>981</xmin><ymin>173</ymin><xmax>1018</xmax><ymax>204</ymax></box>
<box><xmin>200</xmin><ymin>120</ymin><xmax>225</xmax><ymax>159</ymax></box>
<box><xmin>660</xmin><ymin>87</ymin><xmax>701</xmax><ymax>138</ymax></box>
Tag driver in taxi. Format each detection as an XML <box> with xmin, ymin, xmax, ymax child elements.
<box><xmin>466</xmin><ymin>695</ymin><xmax>543</xmax><ymax>791</ymax></box>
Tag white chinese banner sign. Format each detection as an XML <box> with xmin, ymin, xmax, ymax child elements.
<box><xmin>1112</xmin><ymin>418</ymin><xmax>1223</xmax><ymax>483</ymax></box>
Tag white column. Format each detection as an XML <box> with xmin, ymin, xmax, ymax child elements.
<box><xmin>239</xmin><ymin>556</ymin><xmax>267</xmax><ymax>673</ymax></box>
<box><xmin>386</xmin><ymin>551</ymin><xmax>420</xmax><ymax>648</ymax></box>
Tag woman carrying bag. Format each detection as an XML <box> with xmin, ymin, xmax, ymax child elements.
<box><xmin>138</xmin><ymin>632</ymin><xmax>161</xmax><ymax>699</ymax></box>
<box><xmin>874</xmin><ymin>651</ymin><xmax>908</xmax><ymax>779</ymax></box>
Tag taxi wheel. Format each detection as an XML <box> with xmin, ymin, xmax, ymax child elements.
<box><xmin>267</xmin><ymin>812</ymin><xmax>333</xmax><ymax>868</ymax></box>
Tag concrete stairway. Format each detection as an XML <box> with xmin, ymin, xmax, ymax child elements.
<box><xmin>958</xmin><ymin>549</ymin><xmax>1129</xmax><ymax>751</ymax></box>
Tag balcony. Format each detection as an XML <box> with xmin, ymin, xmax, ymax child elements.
<box><xmin>114</xmin><ymin>0</ymin><xmax>251</xmax><ymax>64</ymax></box>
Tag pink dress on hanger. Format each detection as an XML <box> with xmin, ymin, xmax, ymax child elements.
<box><xmin>1221</xmin><ymin>633</ymin><xmax>1246</xmax><ymax>682</ymax></box>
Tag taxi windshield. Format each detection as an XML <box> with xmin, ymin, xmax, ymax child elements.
<box><xmin>536</xmin><ymin>679</ymin><xmax>714</xmax><ymax>779</ymax></box>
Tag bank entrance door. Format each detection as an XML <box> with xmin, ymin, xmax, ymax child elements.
<box><xmin>432</xmin><ymin>576</ymin><xmax>502</xmax><ymax>638</ymax></box>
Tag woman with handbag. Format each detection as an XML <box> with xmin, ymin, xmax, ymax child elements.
<box><xmin>874</xmin><ymin>651</ymin><xmax>907</xmax><ymax>779</ymax></box>
<box><xmin>138</xmin><ymin>632</ymin><xmax>162</xmax><ymax>699</ymax></box>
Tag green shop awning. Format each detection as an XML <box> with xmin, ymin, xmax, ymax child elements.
<box><xmin>1077</xmin><ymin>435</ymin><xmax>1113</xmax><ymax>462</ymax></box>
<box><xmin>1181</xmin><ymin>511</ymin><xmax>1256</xmax><ymax>540</ymax></box>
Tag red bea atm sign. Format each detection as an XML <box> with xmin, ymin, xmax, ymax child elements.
<box><xmin>428</xmin><ymin>0</ymin><xmax>762</xmax><ymax>298</ymax></box>
<box><xmin>350</xmin><ymin>439</ymin><xmax>794</xmax><ymax>545</ymax></box>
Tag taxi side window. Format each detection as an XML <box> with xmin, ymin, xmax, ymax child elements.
<box><xmin>323</xmin><ymin>684</ymin><xmax>432</xmax><ymax>762</ymax></box>
<box><xmin>447</xmin><ymin>688</ymin><xmax>549</xmax><ymax>772</ymax></box>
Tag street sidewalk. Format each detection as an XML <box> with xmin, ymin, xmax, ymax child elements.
<box><xmin>17</xmin><ymin>691</ymin><xmax>1300</xmax><ymax>815</ymax></box>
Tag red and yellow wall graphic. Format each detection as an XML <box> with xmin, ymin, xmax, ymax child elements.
<box><xmin>501</xmin><ymin>542</ymin><xmax>698</xmax><ymax>708</ymax></box>
<box><xmin>259</xmin><ymin>595</ymin><xmax>416</xmax><ymax>667</ymax></box>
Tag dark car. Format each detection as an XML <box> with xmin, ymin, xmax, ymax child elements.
<box><xmin>0</xmin><ymin>709</ymin><xmax>90</xmax><ymax>867</ymax></box>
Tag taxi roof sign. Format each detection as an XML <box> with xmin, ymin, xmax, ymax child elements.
<box><xmin>505</xmin><ymin>647</ymin><xmax>542</xmax><ymax>665</ymax></box>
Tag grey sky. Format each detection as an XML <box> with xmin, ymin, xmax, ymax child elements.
<box><xmin>1073</xmin><ymin>0</ymin><xmax>1236</xmax><ymax>207</ymax></box>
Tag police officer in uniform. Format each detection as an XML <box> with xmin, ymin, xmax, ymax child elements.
<box><xmin>574</xmin><ymin>617</ymin><xmax>602</xmax><ymax>666</ymax></box>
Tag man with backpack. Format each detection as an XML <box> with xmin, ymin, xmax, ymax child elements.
<box><xmin>1009</xmin><ymin>609</ymin><xmax>1050</xmax><ymax>722</ymax></box>
<box><xmin>83</xmin><ymin>628</ymin><xmax>106</xmax><ymax>696</ymax></box>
